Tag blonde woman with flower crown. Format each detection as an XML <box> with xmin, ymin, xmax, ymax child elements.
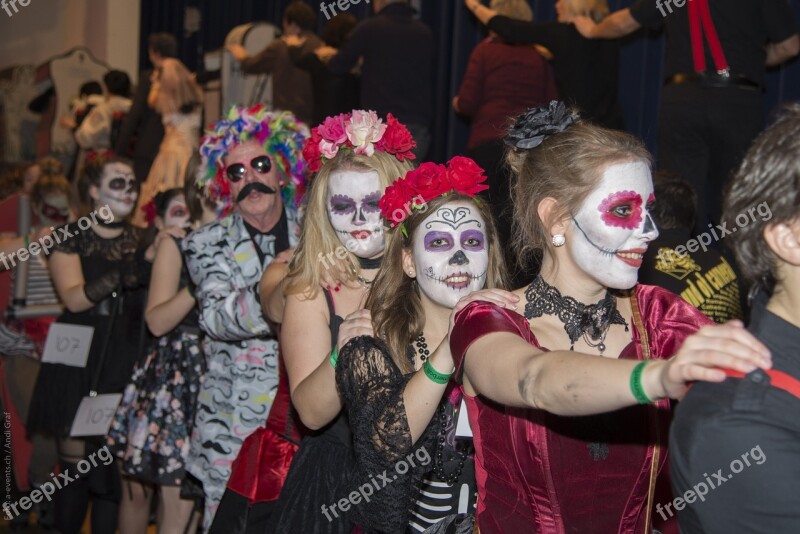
<box><xmin>209</xmin><ymin>110</ymin><xmax>417</xmax><ymax>534</ymax></box>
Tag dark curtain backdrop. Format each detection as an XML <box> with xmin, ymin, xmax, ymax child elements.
<box><xmin>140</xmin><ymin>0</ymin><xmax>800</xmax><ymax>164</ymax></box>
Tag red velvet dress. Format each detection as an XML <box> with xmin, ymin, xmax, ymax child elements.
<box><xmin>449</xmin><ymin>285</ymin><xmax>711</xmax><ymax>534</ymax></box>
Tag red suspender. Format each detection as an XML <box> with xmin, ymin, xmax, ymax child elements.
<box><xmin>687</xmin><ymin>0</ymin><xmax>730</xmax><ymax>74</ymax></box>
<box><xmin>723</xmin><ymin>368</ymin><xmax>800</xmax><ymax>399</ymax></box>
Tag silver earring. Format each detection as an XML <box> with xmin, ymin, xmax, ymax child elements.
<box><xmin>552</xmin><ymin>234</ymin><xmax>566</xmax><ymax>247</ymax></box>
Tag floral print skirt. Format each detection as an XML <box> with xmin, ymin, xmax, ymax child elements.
<box><xmin>107</xmin><ymin>329</ymin><xmax>205</xmax><ymax>486</ymax></box>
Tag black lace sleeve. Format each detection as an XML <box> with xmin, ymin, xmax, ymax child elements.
<box><xmin>336</xmin><ymin>336</ymin><xmax>436</xmax><ymax>533</ymax></box>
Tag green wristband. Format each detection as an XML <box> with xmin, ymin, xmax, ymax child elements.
<box><xmin>423</xmin><ymin>360</ymin><xmax>453</xmax><ymax>385</ymax></box>
<box><xmin>329</xmin><ymin>346</ymin><xmax>338</xmax><ymax>369</ymax></box>
<box><xmin>630</xmin><ymin>361</ymin><xmax>652</xmax><ymax>404</ymax></box>
<box><xmin>24</xmin><ymin>234</ymin><xmax>30</xmax><ymax>249</ymax></box>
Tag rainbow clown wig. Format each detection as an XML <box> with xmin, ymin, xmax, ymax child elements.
<box><xmin>197</xmin><ymin>104</ymin><xmax>310</xmax><ymax>213</ymax></box>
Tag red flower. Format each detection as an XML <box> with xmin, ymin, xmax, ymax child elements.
<box><xmin>376</xmin><ymin>113</ymin><xmax>416</xmax><ymax>162</ymax></box>
<box><xmin>405</xmin><ymin>162</ymin><xmax>451</xmax><ymax>202</ymax></box>
<box><xmin>446</xmin><ymin>156</ymin><xmax>489</xmax><ymax>196</ymax></box>
<box><xmin>142</xmin><ymin>200</ymin><xmax>158</xmax><ymax>225</ymax></box>
<box><xmin>380</xmin><ymin>178</ymin><xmax>415</xmax><ymax>227</ymax></box>
<box><xmin>303</xmin><ymin>130</ymin><xmax>323</xmax><ymax>173</ymax></box>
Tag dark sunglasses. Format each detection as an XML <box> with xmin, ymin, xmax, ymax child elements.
<box><xmin>225</xmin><ymin>155</ymin><xmax>272</xmax><ymax>182</ymax></box>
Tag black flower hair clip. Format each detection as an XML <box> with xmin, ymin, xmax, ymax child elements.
<box><xmin>505</xmin><ymin>101</ymin><xmax>579</xmax><ymax>150</ymax></box>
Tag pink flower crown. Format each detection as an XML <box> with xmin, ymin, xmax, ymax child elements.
<box><xmin>379</xmin><ymin>156</ymin><xmax>489</xmax><ymax>233</ymax></box>
<box><xmin>302</xmin><ymin>110</ymin><xmax>417</xmax><ymax>173</ymax></box>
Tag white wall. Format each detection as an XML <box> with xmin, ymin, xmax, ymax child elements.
<box><xmin>0</xmin><ymin>0</ymin><xmax>141</xmax><ymax>82</ymax></box>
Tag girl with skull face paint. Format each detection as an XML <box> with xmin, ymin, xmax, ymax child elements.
<box><xmin>107</xmin><ymin>175</ymin><xmax>216</xmax><ymax>534</ymax></box>
<box><xmin>261</xmin><ymin>111</ymin><xmax>417</xmax><ymax>534</ymax></box>
<box><xmin>333</xmin><ymin>159</ymin><xmax>516</xmax><ymax>533</ymax></box>
<box><xmin>27</xmin><ymin>153</ymin><xmax>153</xmax><ymax>534</ymax></box>
<box><xmin>446</xmin><ymin>103</ymin><xmax>773</xmax><ymax>534</ymax></box>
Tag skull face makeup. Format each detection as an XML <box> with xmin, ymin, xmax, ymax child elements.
<box><xmin>162</xmin><ymin>194</ymin><xmax>190</xmax><ymax>229</ymax></box>
<box><xmin>412</xmin><ymin>200</ymin><xmax>488</xmax><ymax>308</ymax></box>
<box><xmin>36</xmin><ymin>192</ymin><xmax>71</xmax><ymax>227</ymax></box>
<box><xmin>94</xmin><ymin>162</ymin><xmax>138</xmax><ymax>220</ymax></box>
<box><xmin>327</xmin><ymin>169</ymin><xmax>385</xmax><ymax>259</ymax></box>
<box><xmin>569</xmin><ymin>161</ymin><xmax>658</xmax><ymax>289</ymax></box>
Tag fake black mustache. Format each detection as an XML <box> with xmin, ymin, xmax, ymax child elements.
<box><xmin>236</xmin><ymin>182</ymin><xmax>277</xmax><ymax>203</ymax></box>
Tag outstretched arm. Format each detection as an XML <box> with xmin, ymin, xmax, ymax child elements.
<box><xmin>573</xmin><ymin>9</ymin><xmax>641</xmax><ymax>40</ymax></box>
<box><xmin>453</xmin><ymin>305</ymin><xmax>771</xmax><ymax>414</ymax></box>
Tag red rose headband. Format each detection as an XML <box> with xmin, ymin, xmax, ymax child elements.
<box><xmin>302</xmin><ymin>110</ymin><xmax>417</xmax><ymax>173</ymax></box>
<box><xmin>379</xmin><ymin>156</ymin><xmax>489</xmax><ymax>236</ymax></box>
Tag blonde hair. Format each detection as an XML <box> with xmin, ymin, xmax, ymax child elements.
<box><xmin>490</xmin><ymin>0</ymin><xmax>533</xmax><ymax>22</ymax></box>
<box><xmin>286</xmin><ymin>151</ymin><xmax>414</xmax><ymax>297</ymax></box>
<box><xmin>367</xmin><ymin>194</ymin><xmax>507</xmax><ymax>374</ymax></box>
<box><xmin>154</xmin><ymin>58</ymin><xmax>202</xmax><ymax>115</ymax></box>
<box><xmin>507</xmin><ymin>119</ymin><xmax>652</xmax><ymax>270</ymax></box>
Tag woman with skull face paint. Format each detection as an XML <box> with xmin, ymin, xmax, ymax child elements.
<box><xmin>333</xmin><ymin>158</ymin><xmax>517</xmax><ymax>533</ymax></box>
<box><xmin>446</xmin><ymin>102</ymin><xmax>772</xmax><ymax>534</ymax></box>
<box><xmin>261</xmin><ymin>110</ymin><xmax>417</xmax><ymax>534</ymax></box>
<box><xmin>27</xmin><ymin>152</ymin><xmax>152</xmax><ymax>534</ymax></box>
<box><xmin>107</xmin><ymin>176</ymin><xmax>216</xmax><ymax>534</ymax></box>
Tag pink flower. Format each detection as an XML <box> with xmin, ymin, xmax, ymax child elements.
<box><xmin>319</xmin><ymin>139</ymin><xmax>341</xmax><ymax>159</ymax></box>
<box><xmin>346</xmin><ymin>110</ymin><xmax>387</xmax><ymax>156</ymax></box>
<box><xmin>317</xmin><ymin>113</ymin><xmax>349</xmax><ymax>144</ymax></box>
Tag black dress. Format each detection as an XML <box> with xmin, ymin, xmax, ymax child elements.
<box><xmin>27</xmin><ymin>222</ymin><xmax>150</xmax><ymax>438</ymax></box>
<box><xmin>268</xmin><ymin>289</ymin><xmax>359</xmax><ymax>534</ymax></box>
<box><xmin>335</xmin><ymin>336</ymin><xmax>439</xmax><ymax>533</ymax></box>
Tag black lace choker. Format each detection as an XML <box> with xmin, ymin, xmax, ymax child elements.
<box><xmin>523</xmin><ymin>275</ymin><xmax>628</xmax><ymax>354</ymax></box>
<box><xmin>98</xmin><ymin>219</ymin><xmax>125</xmax><ymax>228</ymax></box>
<box><xmin>358</xmin><ymin>256</ymin><xmax>383</xmax><ymax>270</ymax></box>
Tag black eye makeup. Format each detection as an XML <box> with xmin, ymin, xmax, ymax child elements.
<box><xmin>109</xmin><ymin>177</ymin><xmax>137</xmax><ymax>191</ymax></box>
<box><xmin>225</xmin><ymin>156</ymin><xmax>273</xmax><ymax>182</ymax></box>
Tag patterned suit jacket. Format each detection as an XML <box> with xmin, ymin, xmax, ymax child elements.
<box><xmin>182</xmin><ymin>207</ymin><xmax>300</xmax><ymax>526</ymax></box>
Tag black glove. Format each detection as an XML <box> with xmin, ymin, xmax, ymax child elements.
<box><xmin>83</xmin><ymin>270</ymin><xmax>121</xmax><ymax>304</ymax></box>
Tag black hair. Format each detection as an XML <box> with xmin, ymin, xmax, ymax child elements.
<box><xmin>284</xmin><ymin>1</ymin><xmax>316</xmax><ymax>32</ymax></box>
<box><xmin>103</xmin><ymin>70</ymin><xmax>131</xmax><ymax>98</ymax></box>
<box><xmin>322</xmin><ymin>13</ymin><xmax>357</xmax><ymax>48</ymax></box>
<box><xmin>724</xmin><ymin>104</ymin><xmax>800</xmax><ymax>294</ymax></box>
<box><xmin>650</xmin><ymin>170</ymin><xmax>696</xmax><ymax>231</ymax></box>
<box><xmin>152</xmin><ymin>188</ymin><xmax>185</xmax><ymax>219</ymax></box>
<box><xmin>80</xmin><ymin>81</ymin><xmax>103</xmax><ymax>98</ymax></box>
<box><xmin>148</xmin><ymin>33</ymin><xmax>179</xmax><ymax>59</ymax></box>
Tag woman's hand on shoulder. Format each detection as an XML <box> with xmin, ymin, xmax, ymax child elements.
<box><xmin>338</xmin><ymin>309</ymin><xmax>374</xmax><ymax>351</ymax></box>
<box><xmin>652</xmin><ymin>320</ymin><xmax>772</xmax><ymax>400</ymax></box>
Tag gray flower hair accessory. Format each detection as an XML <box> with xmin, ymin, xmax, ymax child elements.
<box><xmin>505</xmin><ymin>101</ymin><xmax>579</xmax><ymax>150</ymax></box>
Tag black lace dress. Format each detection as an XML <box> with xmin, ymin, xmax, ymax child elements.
<box><xmin>335</xmin><ymin>336</ymin><xmax>439</xmax><ymax>533</ymax></box>
<box><xmin>268</xmin><ymin>289</ymin><xmax>359</xmax><ymax>534</ymax></box>
<box><xmin>27</xmin><ymin>223</ymin><xmax>150</xmax><ymax>438</ymax></box>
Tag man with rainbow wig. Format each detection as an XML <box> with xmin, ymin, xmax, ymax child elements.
<box><xmin>182</xmin><ymin>105</ymin><xmax>308</xmax><ymax>529</ymax></box>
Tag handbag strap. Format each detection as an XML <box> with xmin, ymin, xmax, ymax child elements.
<box><xmin>630</xmin><ymin>294</ymin><xmax>660</xmax><ymax>533</ymax></box>
<box><xmin>88</xmin><ymin>287</ymin><xmax>121</xmax><ymax>395</ymax></box>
